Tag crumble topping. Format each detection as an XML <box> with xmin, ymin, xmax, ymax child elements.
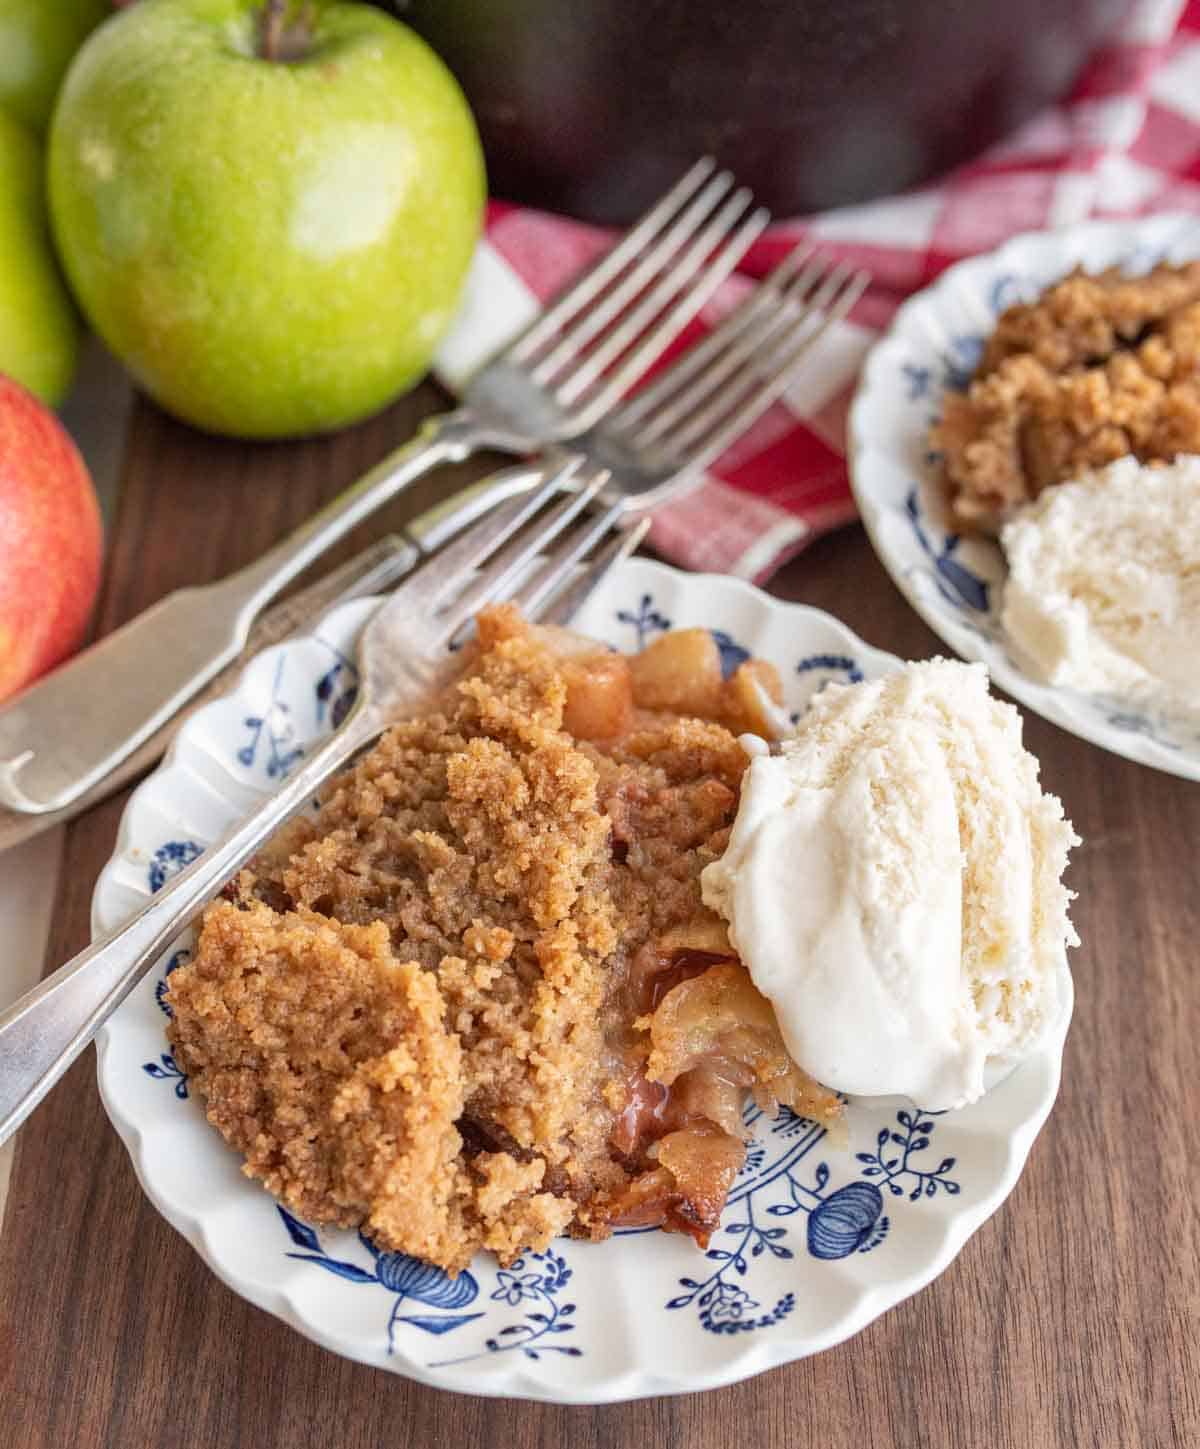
<box><xmin>167</xmin><ymin>608</ymin><xmax>839</xmax><ymax>1271</ymax></box>
<box><xmin>931</xmin><ymin>262</ymin><xmax>1200</xmax><ymax>531</ymax></box>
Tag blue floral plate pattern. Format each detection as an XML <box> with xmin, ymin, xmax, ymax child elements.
<box><xmin>849</xmin><ymin>213</ymin><xmax>1200</xmax><ymax>782</ymax></box>
<box><xmin>93</xmin><ymin>559</ymin><xmax>1071</xmax><ymax>1402</ymax></box>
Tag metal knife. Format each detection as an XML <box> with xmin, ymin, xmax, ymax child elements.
<box><xmin>0</xmin><ymin>454</ymin><xmax>545</xmax><ymax>818</ymax></box>
<box><xmin>0</xmin><ymin>461</ymin><xmax>546</xmax><ymax>828</ymax></box>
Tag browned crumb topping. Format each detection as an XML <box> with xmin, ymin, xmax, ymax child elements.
<box><xmin>930</xmin><ymin>262</ymin><xmax>1200</xmax><ymax>531</ymax></box>
<box><xmin>167</xmin><ymin>608</ymin><xmax>839</xmax><ymax>1272</ymax></box>
<box><xmin>167</xmin><ymin>903</ymin><xmax>490</xmax><ymax>1271</ymax></box>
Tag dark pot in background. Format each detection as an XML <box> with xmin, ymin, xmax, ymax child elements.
<box><xmin>396</xmin><ymin>0</ymin><xmax>1129</xmax><ymax>223</ymax></box>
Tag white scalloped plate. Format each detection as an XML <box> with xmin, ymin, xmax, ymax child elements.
<box><xmin>93</xmin><ymin>558</ymin><xmax>1071</xmax><ymax>1403</ymax></box>
<box><xmin>849</xmin><ymin>213</ymin><xmax>1200</xmax><ymax>781</ymax></box>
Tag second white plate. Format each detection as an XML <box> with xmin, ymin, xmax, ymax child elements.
<box><xmin>848</xmin><ymin>212</ymin><xmax>1200</xmax><ymax>781</ymax></box>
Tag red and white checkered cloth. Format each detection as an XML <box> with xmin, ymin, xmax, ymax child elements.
<box><xmin>439</xmin><ymin>0</ymin><xmax>1200</xmax><ymax>581</ymax></box>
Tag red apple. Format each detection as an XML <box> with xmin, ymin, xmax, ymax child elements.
<box><xmin>0</xmin><ymin>374</ymin><xmax>102</xmax><ymax>701</ymax></box>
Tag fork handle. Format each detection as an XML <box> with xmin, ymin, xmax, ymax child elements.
<box><xmin>219</xmin><ymin>408</ymin><xmax>484</xmax><ymax>617</ymax></box>
<box><xmin>0</xmin><ymin>704</ymin><xmax>381</xmax><ymax>1147</ymax></box>
<box><xmin>0</xmin><ymin>408</ymin><xmax>485</xmax><ymax>817</ymax></box>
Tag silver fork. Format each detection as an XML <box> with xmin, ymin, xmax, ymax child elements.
<box><xmin>578</xmin><ymin>245</ymin><xmax>868</xmax><ymax>499</ymax></box>
<box><xmin>446</xmin><ymin>246</ymin><xmax>868</xmax><ymax>531</ymax></box>
<box><xmin>0</xmin><ymin>247</ymin><xmax>868</xmax><ymax>1145</ymax></box>
<box><xmin>0</xmin><ymin>157</ymin><xmax>768</xmax><ymax>818</ymax></box>
<box><xmin>0</xmin><ymin>457</ymin><xmax>635</xmax><ymax>1146</ymax></box>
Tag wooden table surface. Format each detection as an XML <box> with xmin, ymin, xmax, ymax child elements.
<box><xmin>0</xmin><ymin>383</ymin><xmax>1196</xmax><ymax>1449</ymax></box>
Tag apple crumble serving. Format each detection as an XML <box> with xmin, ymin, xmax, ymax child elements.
<box><xmin>166</xmin><ymin>606</ymin><xmax>841</xmax><ymax>1273</ymax></box>
<box><xmin>931</xmin><ymin>260</ymin><xmax>1200</xmax><ymax>531</ymax></box>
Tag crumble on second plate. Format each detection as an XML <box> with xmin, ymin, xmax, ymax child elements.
<box><xmin>932</xmin><ymin>261</ymin><xmax>1200</xmax><ymax>531</ymax></box>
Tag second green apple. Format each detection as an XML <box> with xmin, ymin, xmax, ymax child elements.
<box><xmin>48</xmin><ymin>0</ymin><xmax>486</xmax><ymax>439</ymax></box>
<box><xmin>0</xmin><ymin>108</ymin><xmax>79</xmax><ymax>406</ymax></box>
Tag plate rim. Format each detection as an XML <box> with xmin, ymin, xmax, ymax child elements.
<box><xmin>93</xmin><ymin>556</ymin><xmax>1073</xmax><ymax>1403</ymax></box>
<box><xmin>847</xmin><ymin>211</ymin><xmax>1200</xmax><ymax>782</ymax></box>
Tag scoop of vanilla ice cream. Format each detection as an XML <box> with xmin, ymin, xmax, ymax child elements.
<box><xmin>1000</xmin><ymin>454</ymin><xmax>1200</xmax><ymax>723</ymax></box>
<box><xmin>701</xmin><ymin>659</ymin><xmax>1079</xmax><ymax>1110</ymax></box>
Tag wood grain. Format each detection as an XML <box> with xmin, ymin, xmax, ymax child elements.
<box><xmin>1</xmin><ymin>388</ymin><xmax>1196</xmax><ymax>1448</ymax></box>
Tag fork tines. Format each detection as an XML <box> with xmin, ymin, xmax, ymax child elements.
<box><xmin>401</xmin><ymin>242</ymin><xmax>869</xmax><ymax>657</ymax></box>
<box><xmin>508</xmin><ymin>158</ymin><xmax>770</xmax><ymax>430</ymax></box>
<box><xmin>606</xmin><ymin>250</ymin><xmax>870</xmax><ymax>477</ymax></box>
<box><xmin>401</xmin><ymin>459</ymin><xmax>639</xmax><ymax>653</ymax></box>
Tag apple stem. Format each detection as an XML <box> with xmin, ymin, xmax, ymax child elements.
<box><xmin>259</xmin><ymin>0</ymin><xmax>285</xmax><ymax>60</ymax></box>
<box><xmin>257</xmin><ymin>0</ymin><xmax>316</xmax><ymax>63</ymax></box>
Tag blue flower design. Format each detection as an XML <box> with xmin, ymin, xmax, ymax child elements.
<box><xmin>703</xmin><ymin>1287</ymin><xmax>794</xmax><ymax>1335</ymax></box>
<box><xmin>153</xmin><ymin>947</ymin><xmax>190</xmax><ymax>1019</ymax></box>
<box><xmin>904</xmin><ymin>487</ymin><xmax>990</xmax><ymax>614</ymax></box>
<box><xmin>763</xmin><ymin>1156</ymin><xmax>892</xmax><ymax>1263</ymax></box>
<box><xmin>314</xmin><ymin>646</ymin><xmax>359</xmax><ymax>730</ymax></box>
<box><xmin>703</xmin><ymin>1282</ymin><xmax>755</xmax><ymax>1324</ymax></box>
<box><xmin>237</xmin><ymin>655</ymin><xmax>304</xmax><ymax>778</ymax></box>
<box><xmin>668</xmin><ymin>1224</ymin><xmax>796</xmax><ymax>1334</ymax></box>
<box><xmin>770</xmin><ymin>1104</ymin><xmax>830</xmax><ymax>1140</ymax></box>
<box><xmin>902</xmin><ymin>362</ymin><xmax>933</xmax><ymax>400</ymax></box>
<box><xmin>938</xmin><ymin>334</ymin><xmax>984</xmax><ymax>393</ymax></box>
<box><xmin>665</xmin><ymin>1142</ymin><xmax>798</xmax><ymax>1336</ymax></box>
<box><xmin>278</xmin><ymin>1208</ymin><xmax>483</xmax><ymax>1352</ymax></box>
<box><xmin>147</xmin><ymin>840</ymin><xmax>202</xmax><ymax>893</ymax></box>
<box><xmin>141</xmin><ymin>1052</ymin><xmax>188</xmax><ymax>1099</ymax></box>
<box><xmin>144</xmin><ymin>949</ymin><xmax>193</xmax><ymax>1093</ymax></box>
<box><xmin>788</xmin><ymin>656</ymin><xmax>864</xmax><ymax>725</ymax></box>
<box><xmin>617</xmin><ymin>594</ymin><xmax>671</xmax><ymax>649</ymax></box>
<box><xmin>710</xmin><ymin>629</ymin><xmax>750</xmax><ymax>678</ymax></box>
<box><xmin>905</xmin><ymin>277</ymin><xmax>1019</xmax><ymax>401</ymax></box>
<box><xmin>807</xmin><ymin>1182</ymin><xmax>889</xmax><ymax>1258</ymax></box>
<box><xmin>431</xmin><ymin>1250</ymin><xmax>581</xmax><ymax>1365</ymax></box>
<box><xmin>492</xmin><ymin>1268</ymin><xmax>545</xmax><ymax>1307</ymax></box>
<box><xmin>797</xmin><ymin>653</ymin><xmax>863</xmax><ymax>684</ymax></box>
<box><xmin>855</xmin><ymin>1107</ymin><xmax>961</xmax><ymax>1201</ymax></box>
<box><xmin>664</xmin><ymin>1095</ymin><xmax>959</xmax><ymax>1327</ymax></box>
<box><xmin>737</xmin><ymin>1142</ymin><xmax>767</xmax><ymax>1178</ymax></box>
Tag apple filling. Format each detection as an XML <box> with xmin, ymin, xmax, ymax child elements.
<box><xmin>601</xmin><ymin>957</ymin><xmax>841</xmax><ymax>1242</ymax></box>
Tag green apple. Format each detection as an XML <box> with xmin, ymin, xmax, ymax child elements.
<box><xmin>0</xmin><ymin>108</ymin><xmax>79</xmax><ymax>406</ymax></box>
<box><xmin>0</xmin><ymin>0</ymin><xmax>110</xmax><ymax>135</ymax></box>
<box><xmin>48</xmin><ymin>0</ymin><xmax>486</xmax><ymax>439</ymax></box>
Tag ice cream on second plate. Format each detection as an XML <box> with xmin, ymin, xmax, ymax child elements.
<box><xmin>1000</xmin><ymin>453</ymin><xmax>1200</xmax><ymax>724</ymax></box>
<box><xmin>701</xmin><ymin>659</ymin><xmax>1079</xmax><ymax>1111</ymax></box>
